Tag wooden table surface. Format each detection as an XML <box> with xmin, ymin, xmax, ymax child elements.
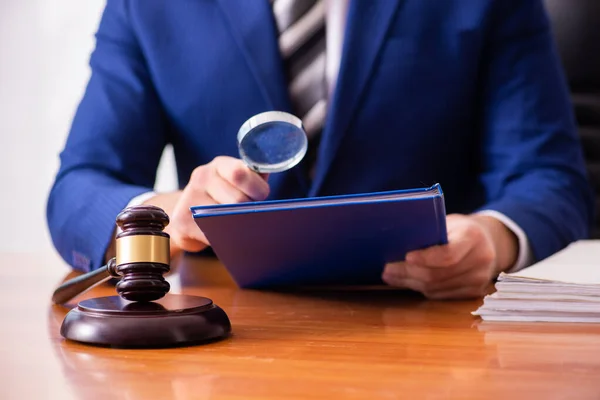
<box><xmin>2</xmin><ymin>251</ymin><xmax>600</xmax><ymax>400</ymax></box>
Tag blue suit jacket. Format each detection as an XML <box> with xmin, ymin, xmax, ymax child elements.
<box><xmin>47</xmin><ymin>0</ymin><xmax>594</xmax><ymax>272</ymax></box>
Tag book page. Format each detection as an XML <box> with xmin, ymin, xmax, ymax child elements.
<box><xmin>502</xmin><ymin>240</ymin><xmax>600</xmax><ymax>285</ymax></box>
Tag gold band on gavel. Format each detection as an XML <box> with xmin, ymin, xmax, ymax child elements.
<box><xmin>115</xmin><ymin>235</ymin><xmax>170</xmax><ymax>266</ymax></box>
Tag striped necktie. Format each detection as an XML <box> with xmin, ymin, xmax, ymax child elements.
<box><xmin>272</xmin><ymin>0</ymin><xmax>327</xmax><ymax>176</ymax></box>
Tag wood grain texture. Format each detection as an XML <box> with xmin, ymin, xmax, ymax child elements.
<box><xmin>2</xmin><ymin>251</ymin><xmax>600</xmax><ymax>400</ymax></box>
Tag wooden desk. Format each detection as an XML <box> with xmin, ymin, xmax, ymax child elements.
<box><xmin>2</xmin><ymin>251</ymin><xmax>600</xmax><ymax>399</ymax></box>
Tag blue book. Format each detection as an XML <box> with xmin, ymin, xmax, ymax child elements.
<box><xmin>191</xmin><ymin>184</ymin><xmax>447</xmax><ymax>288</ymax></box>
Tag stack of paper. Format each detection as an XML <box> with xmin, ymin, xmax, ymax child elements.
<box><xmin>473</xmin><ymin>240</ymin><xmax>600</xmax><ymax>323</ymax></box>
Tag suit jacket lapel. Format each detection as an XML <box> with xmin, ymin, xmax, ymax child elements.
<box><xmin>216</xmin><ymin>0</ymin><xmax>292</xmax><ymax>112</ymax></box>
<box><xmin>217</xmin><ymin>0</ymin><xmax>404</xmax><ymax>198</ymax></box>
<box><xmin>310</xmin><ymin>0</ymin><xmax>403</xmax><ymax>196</ymax></box>
<box><xmin>217</xmin><ymin>0</ymin><xmax>312</xmax><ymax>197</ymax></box>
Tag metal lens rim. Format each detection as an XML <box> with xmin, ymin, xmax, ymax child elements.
<box><xmin>237</xmin><ymin>111</ymin><xmax>308</xmax><ymax>173</ymax></box>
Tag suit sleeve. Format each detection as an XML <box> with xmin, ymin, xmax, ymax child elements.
<box><xmin>476</xmin><ymin>0</ymin><xmax>595</xmax><ymax>262</ymax></box>
<box><xmin>46</xmin><ymin>0</ymin><xmax>170</xmax><ymax>272</ymax></box>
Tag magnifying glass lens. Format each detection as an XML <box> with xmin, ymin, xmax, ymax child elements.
<box><xmin>238</xmin><ymin>111</ymin><xmax>308</xmax><ymax>173</ymax></box>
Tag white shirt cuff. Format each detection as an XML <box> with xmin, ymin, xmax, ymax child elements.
<box><xmin>476</xmin><ymin>210</ymin><xmax>533</xmax><ymax>273</ymax></box>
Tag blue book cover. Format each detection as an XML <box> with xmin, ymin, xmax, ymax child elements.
<box><xmin>191</xmin><ymin>184</ymin><xmax>447</xmax><ymax>288</ymax></box>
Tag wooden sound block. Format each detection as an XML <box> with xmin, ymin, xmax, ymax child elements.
<box><xmin>61</xmin><ymin>294</ymin><xmax>231</xmax><ymax>348</ymax></box>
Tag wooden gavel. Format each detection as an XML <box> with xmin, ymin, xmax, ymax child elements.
<box><xmin>52</xmin><ymin>205</ymin><xmax>231</xmax><ymax>348</ymax></box>
<box><xmin>52</xmin><ymin>205</ymin><xmax>171</xmax><ymax>304</ymax></box>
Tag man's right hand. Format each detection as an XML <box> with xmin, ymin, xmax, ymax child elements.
<box><xmin>143</xmin><ymin>156</ymin><xmax>270</xmax><ymax>256</ymax></box>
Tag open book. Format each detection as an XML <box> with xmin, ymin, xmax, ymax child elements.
<box><xmin>473</xmin><ymin>240</ymin><xmax>600</xmax><ymax>323</ymax></box>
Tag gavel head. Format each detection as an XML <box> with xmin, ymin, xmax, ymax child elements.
<box><xmin>108</xmin><ymin>205</ymin><xmax>171</xmax><ymax>302</ymax></box>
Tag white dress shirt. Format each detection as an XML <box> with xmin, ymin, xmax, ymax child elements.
<box><xmin>129</xmin><ymin>0</ymin><xmax>534</xmax><ymax>272</ymax></box>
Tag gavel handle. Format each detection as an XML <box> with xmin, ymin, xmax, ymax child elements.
<box><xmin>52</xmin><ymin>258</ymin><xmax>118</xmax><ymax>304</ymax></box>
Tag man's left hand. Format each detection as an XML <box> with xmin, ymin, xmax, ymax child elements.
<box><xmin>382</xmin><ymin>214</ymin><xmax>519</xmax><ymax>300</ymax></box>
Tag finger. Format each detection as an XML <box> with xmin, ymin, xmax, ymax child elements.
<box><xmin>383</xmin><ymin>272</ymin><xmax>487</xmax><ymax>300</ymax></box>
<box><xmin>381</xmin><ymin>275</ymin><xmax>427</xmax><ymax>294</ymax></box>
<box><xmin>383</xmin><ymin>257</ymin><xmax>492</xmax><ymax>296</ymax></box>
<box><xmin>383</xmin><ymin>260</ymin><xmax>471</xmax><ymax>285</ymax></box>
<box><xmin>171</xmin><ymin>188</ymin><xmax>216</xmax><ymax>251</ymax></box>
<box><xmin>205</xmin><ymin>172</ymin><xmax>252</xmax><ymax>204</ymax></box>
<box><xmin>423</xmin><ymin>262</ymin><xmax>489</xmax><ymax>292</ymax></box>
<box><xmin>382</xmin><ymin>260</ymin><xmax>407</xmax><ymax>278</ymax></box>
<box><xmin>406</xmin><ymin>220</ymin><xmax>477</xmax><ymax>268</ymax></box>
<box><xmin>216</xmin><ymin>158</ymin><xmax>270</xmax><ymax>200</ymax></box>
<box><xmin>424</xmin><ymin>283</ymin><xmax>489</xmax><ymax>300</ymax></box>
<box><xmin>174</xmin><ymin>233</ymin><xmax>210</xmax><ymax>253</ymax></box>
<box><xmin>382</xmin><ymin>264</ymin><xmax>465</xmax><ymax>293</ymax></box>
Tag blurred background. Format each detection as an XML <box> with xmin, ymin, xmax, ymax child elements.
<box><xmin>0</xmin><ymin>0</ymin><xmax>176</xmax><ymax>257</ymax></box>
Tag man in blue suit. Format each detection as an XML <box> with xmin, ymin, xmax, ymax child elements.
<box><xmin>47</xmin><ymin>0</ymin><xmax>594</xmax><ymax>299</ymax></box>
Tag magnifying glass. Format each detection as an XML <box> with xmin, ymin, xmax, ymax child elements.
<box><xmin>237</xmin><ymin>111</ymin><xmax>308</xmax><ymax>174</ymax></box>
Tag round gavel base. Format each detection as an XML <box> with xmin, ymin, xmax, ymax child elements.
<box><xmin>60</xmin><ymin>294</ymin><xmax>231</xmax><ymax>348</ymax></box>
